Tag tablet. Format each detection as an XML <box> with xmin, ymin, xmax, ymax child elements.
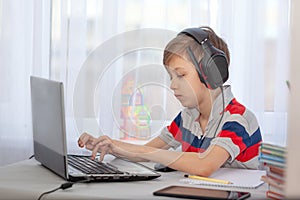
<box><xmin>153</xmin><ymin>185</ymin><xmax>251</xmax><ymax>200</ymax></box>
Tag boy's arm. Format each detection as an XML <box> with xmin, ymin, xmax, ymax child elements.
<box><xmin>78</xmin><ymin>133</ymin><xmax>229</xmax><ymax>177</ymax></box>
<box><xmin>112</xmin><ymin>139</ymin><xmax>230</xmax><ymax>177</ymax></box>
<box><xmin>144</xmin><ymin>136</ymin><xmax>171</xmax><ymax>149</ymax></box>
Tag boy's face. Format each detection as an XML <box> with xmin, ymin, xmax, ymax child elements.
<box><xmin>166</xmin><ymin>55</ymin><xmax>208</xmax><ymax>108</ymax></box>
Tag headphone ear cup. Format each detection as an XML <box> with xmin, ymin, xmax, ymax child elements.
<box><xmin>183</xmin><ymin>28</ymin><xmax>229</xmax><ymax>89</ymax></box>
<box><xmin>201</xmin><ymin>42</ymin><xmax>228</xmax><ymax>89</ymax></box>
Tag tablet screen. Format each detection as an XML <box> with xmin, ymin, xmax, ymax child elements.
<box><xmin>153</xmin><ymin>185</ymin><xmax>250</xmax><ymax>200</ymax></box>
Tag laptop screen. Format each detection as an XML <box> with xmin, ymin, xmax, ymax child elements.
<box><xmin>30</xmin><ymin>76</ymin><xmax>68</xmax><ymax>179</ymax></box>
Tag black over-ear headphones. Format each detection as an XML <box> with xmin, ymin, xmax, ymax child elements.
<box><xmin>178</xmin><ymin>28</ymin><xmax>229</xmax><ymax>89</ymax></box>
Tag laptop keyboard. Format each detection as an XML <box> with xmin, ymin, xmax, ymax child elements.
<box><xmin>68</xmin><ymin>155</ymin><xmax>123</xmax><ymax>174</ymax></box>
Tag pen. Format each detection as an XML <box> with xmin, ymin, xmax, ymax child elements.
<box><xmin>184</xmin><ymin>174</ymin><xmax>233</xmax><ymax>184</ymax></box>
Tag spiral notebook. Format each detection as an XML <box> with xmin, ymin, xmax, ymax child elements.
<box><xmin>180</xmin><ymin>168</ymin><xmax>266</xmax><ymax>190</ymax></box>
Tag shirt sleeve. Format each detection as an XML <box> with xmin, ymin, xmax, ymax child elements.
<box><xmin>210</xmin><ymin>137</ymin><xmax>240</xmax><ymax>162</ymax></box>
<box><xmin>210</xmin><ymin>118</ymin><xmax>249</xmax><ymax>162</ymax></box>
<box><xmin>158</xmin><ymin>112</ymin><xmax>182</xmax><ymax>150</ymax></box>
<box><xmin>158</xmin><ymin>126</ymin><xmax>181</xmax><ymax>150</ymax></box>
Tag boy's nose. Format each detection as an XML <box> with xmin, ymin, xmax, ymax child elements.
<box><xmin>170</xmin><ymin>79</ymin><xmax>177</xmax><ymax>90</ymax></box>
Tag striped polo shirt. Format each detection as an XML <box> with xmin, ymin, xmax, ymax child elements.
<box><xmin>158</xmin><ymin>85</ymin><xmax>262</xmax><ymax>169</ymax></box>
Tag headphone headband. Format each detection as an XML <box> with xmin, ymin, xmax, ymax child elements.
<box><xmin>179</xmin><ymin>28</ymin><xmax>208</xmax><ymax>45</ymax></box>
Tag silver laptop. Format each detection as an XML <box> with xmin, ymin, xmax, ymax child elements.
<box><xmin>30</xmin><ymin>76</ymin><xmax>160</xmax><ymax>182</ymax></box>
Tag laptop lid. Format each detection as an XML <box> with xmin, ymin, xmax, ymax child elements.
<box><xmin>30</xmin><ymin>76</ymin><xmax>69</xmax><ymax>179</ymax></box>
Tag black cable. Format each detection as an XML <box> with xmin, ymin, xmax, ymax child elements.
<box><xmin>187</xmin><ymin>45</ymin><xmax>226</xmax><ymax>138</ymax></box>
<box><xmin>28</xmin><ymin>155</ymin><xmax>35</xmax><ymax>159</ymax></box>
<box><xmin>213</xmin><ymin>86</ymin><xmax>225</xmax><ymax>137</ymax></box>
<box><xmin>37</xmin><ymin>178</ymin><xmax>91</xmax><ymax>200</ymax></box>
<box><xmin>37</xmin><ymin>183</ymin><xmax>70</xmax><ymax>200</ymax></box>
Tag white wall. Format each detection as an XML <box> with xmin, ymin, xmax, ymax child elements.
<box><xmin>285</xmin><ymin>0</ymin><xmax>300</xmax><ymax>197</ymax></box>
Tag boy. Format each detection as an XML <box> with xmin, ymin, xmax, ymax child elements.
<box><xmin>78</xmin><ymin>26</ymin><xmax>262</xmax><ymax>177</ymax></box>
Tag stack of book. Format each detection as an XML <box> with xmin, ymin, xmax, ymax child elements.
<box><xmin>259</xmin><ymin>143</ymin><xmax>286</xmax><ymax>200</ymax></box>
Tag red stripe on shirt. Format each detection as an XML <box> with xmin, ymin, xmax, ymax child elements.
<box><xmin>236</xmin><ymin>142</ymin><xmax>261</xmax><ymax>162</ymax></box>
<box><xmin>167</xmin><ymin>121</ymin><xmax>182</xmax><ymax>141</ymax></box>
<box><xmin>225</xmin><ymin>98</ymin><xmax>246</xmax><ymax>115</ymax></box>
<box><xmin>168</xmin><ymin>121</ymin><xmax>207</xmax><ymax>153</ymax></box>
<box><xmin>219</xmin><ymin>129</ymin><xmax>247</xmax><ymax>152</ymax></box>
<box><xmin>181</xmin><ymin>141</ymin><xmax>206</xmax><ymax>153</ymax></box>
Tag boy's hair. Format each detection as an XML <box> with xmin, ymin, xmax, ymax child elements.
<box><xmin>163</xmin><ymin>26</ymin><xmax>230</xmax><ymax>67</ymax></box>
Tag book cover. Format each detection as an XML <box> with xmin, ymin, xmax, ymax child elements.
<box><xmin>267</xmin><ymin>171</ymin><xmax>285</xmax><ymax>184</ymax></box>
<box><xmin>260</xmin><ymin>154</ymin><xmax>285</xmax><ymax>164</ymax></box>
<box><xmin>268</xmin><ymin>165</ymin><xmax>285</xmax><ymax>176</ymax></box>
<box><xmin>262</xmin><ymin>163</ymin><xmax>285</xmax><ymax>175</ymax></box>
<box><xmin>261</xmin><ymin>175</ymin><xmax>285</xmax><ymax>190</ymax></box>
<box><xmin>260</xmin><ymin>143</ymin><xmax>286</xmax><ymax>153</ymax></box>
<box><xmin>266</xmin><ymin>190</ymin><xmax>285</xmax><ymax>200</ymax></box>
<box><xmin>269</xmin><ymin>184</ymin><xmax>285</xmax><ymax>196</ymax></box>
<box><xmin>260</xmin><ymin>148</ymin><xmax>285</xmax><ymax>158</ymax></box>
<box><xmin>259</xmin><ymin>159</ymin><xmax>286</xmax><ymax>168</ymax></box>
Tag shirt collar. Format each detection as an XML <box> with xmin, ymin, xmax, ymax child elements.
<box><xmin>210</xmin><ymin>85</ymin><xmax>234</xmax><ymax>120</ymax></box>
<box><xmin>184</xmin><ymin>85</ymin><xmax>234</xmax><ymax>121</ymax></box>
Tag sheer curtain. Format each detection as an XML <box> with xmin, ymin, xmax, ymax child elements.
<box><xmin>0</xmin><ymin>0</ymin><xmax>290</xmax><ymax>166</ymax></box>
<box><xmin>0</xmin><ymin>0</ymin><xmax>51</xmax><ymax>166</ymax></box>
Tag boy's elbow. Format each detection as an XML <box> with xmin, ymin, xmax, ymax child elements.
<box><xmin>193</xmin><ymin>161</ymin><xmax>216</xmax><ymax>177</ymax></box>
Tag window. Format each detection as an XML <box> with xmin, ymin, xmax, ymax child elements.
<box><xmin>0</xmin><ymin>0</ymin><xmax>290</xmax><ymax>166</ymax></box>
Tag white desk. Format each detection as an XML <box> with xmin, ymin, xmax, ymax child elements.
<box><xmin>0</xmin><ymin>159</ymin><xmax>267</xmax><ymax>200</ymax></box>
